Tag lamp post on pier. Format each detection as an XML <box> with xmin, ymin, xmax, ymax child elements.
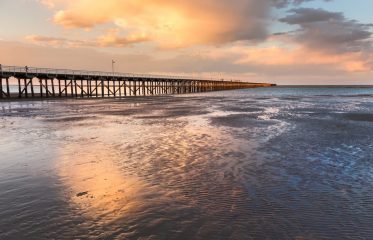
<box><xmin>112</xmin><ymin>60</ymin><xmax>116</xmax><ymax>75</ymax></box>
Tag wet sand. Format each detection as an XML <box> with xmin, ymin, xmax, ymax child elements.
<box><xmin>1</xmin><ymin>88</ymin><xmax>373</xmax><ymax>239</ymax></box>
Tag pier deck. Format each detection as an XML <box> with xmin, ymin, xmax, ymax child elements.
<box><xmin>0</xmin><ymin>65</ymin><xmax>275</xmax><ymax>99</ymax></box>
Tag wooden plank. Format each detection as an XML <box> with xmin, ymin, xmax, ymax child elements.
<box><xmin>124</xmin><ymin>80</ymin><xmax>127</xmax><ymax>96</ymax></box>
<box><xmin>142</xmin><ymin>80</ymin><xmax>145</xmax><ymax>96</ymax></box>
<box><xmin>128</xmin><ymin>80</ymin><xmax>131</xmax><ymax>96</ymax></box>
<box><xmin>80</xmin><ymin>79</ymin><xmax>84</xmax><ymax>97</ymax></box>
<box><xmin>23</xmin><ymin>79</ymin><xmax>28</xmax><ymax>97</ymax></box>
<box><xmin>0</xmin><ymin>78</ymin><xmax>3</xmax><ymax>99</ymax></box>
<box><xmin>64</xmin><ymin>79</ymin><xmax>68</xmax><ymax>97</ymax></box>
<box><xmin>70</xmin><ymin>80</ymin><xmax>74</xmax><ymax>98</ymax></box>
<box><xmin>101</xmin><ymin>79</ymin><xmax>104</xmax><ymax>98</ymax></box>
<box><xmin>74</xmin><ymin>80</ymin><xmax>78</xmax><ymax>98</ymax></box>
<box><xmin>134</xmin><ymin>80</ymin><xmax>137</xmax><ymax>96</ymax></box>
<box><xmin>88</xmin><ymin>80</ymin><xmax>91</xmax><ymax>97</ymax></box>
<box><xmin>30</xmin><ymin>78</ymin><xmax>34</xmax><ymax>97</ymax></box>
<box><xmin>52</xmin><ymin>78</ymin><xmax>55</xmax><ymax>97</ymax></box>
<box><xmin>58</xmin><ymin>79</ymin><xmax>61</xmax><ymax>97</ymax></box>
<box><xmin>18</xmin><ymin>78</ymin><xmax>22</xmax><ymax>98</ymax></box>
<box><xmin>95</xmin><ymin>79</ymin><xmax>98</xmax><ymax>97</ymax></box>
<box><xmin>45</xmin><ymin>79</ymin><xmax>49</xmax><ymax>98</ymax></box>
<box><xmin>118</xmin><ymin>80</ymin><xmax>122</xmax><ymax>97</ymax></box>
<box><xmin>5</xmin><ymin>78</ymin><xmax>10</xmax><ymax>98</ymax></box>
<box><xmin>40</xmin><ymin>79</ymin><xmax>43</xmax><ymax>98</ymax></box>
<box><xmin>6</xmin><ymin>78</ymin><xmax>10</xmax><ymax>98</ymax></box>
<box><xmin>113</xmin><ymin>79</ymin><xmax>116</xmax><ymax>97</ymax></box>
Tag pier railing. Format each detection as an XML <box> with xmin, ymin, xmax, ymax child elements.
<box><xmin>0</xmin><ymin>65</ymin><xmax>236</xmax><ymax>82</ymax></box>
<box><xmin>0</xmin><ymin>65</ymin><xmax>274</xmax><ymax>99</ymax></box>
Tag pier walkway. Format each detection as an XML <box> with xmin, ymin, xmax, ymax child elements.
<box><xmin>0</xmin><ymin>65</ymin><xmax>274</xmax><ymax>99</ymax></box>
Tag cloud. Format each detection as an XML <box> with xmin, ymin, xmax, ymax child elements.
<box><xmin>280</xmin><ymin>7</ymin><xmax>343</xmax><ymax>24</ymax></box>
<box><xmin>37</xmin><ymin>0</ymin><xmax>336</xmax><ymax>48</ymax></box>
<box><xmin>39</xmin><ymin>0</ymin><xmax>273</xmax><ymax>47</ymax></box>
<box><xmin>37</xmin><ymin>0</ymin><xmax>55</xmax><ymax>8</ymax></box>
<box><xmin>97</xmin><ymin>29</ymin><xmax>150</xmax><ymax>47</ymax></box>
<box><xmin>233</xmin><ymin>45</ymin><xmax>369</xmax><ymax>72</ymax></box>
<box><xmin>271</xmin><ymin>0</ymin><xmax>332</xmax><ymax>8</ymax></box>
<box><xmin>21</xmin><ymin>0</ymin><xmax>373</xmax><ymax>85</ymax></box>
<box><xmin>25</xmin><ymin>35</ymin><xmax>86</xmax><ymax>47</ymax></box>
<box><xmin>25</xmin><ymin>30</ymin><xmax>150</xmax><ymax>48</ymax></box>
<box><xmin>280</xmin><ymin>8</ymin><xmax>373</xmax><ymax>54</ymax></box>
<box><xmin>37</xmin><ymin>0</ymin><xmax>66</xmax><ymax>8</ymax></box>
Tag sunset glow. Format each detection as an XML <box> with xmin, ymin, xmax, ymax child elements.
<box><xmin>0</xmin><ymin>0</ymin><xmax>372</xmax><ymax>84</ymax></box>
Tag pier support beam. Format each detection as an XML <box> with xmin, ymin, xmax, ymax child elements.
<box><xmin>45</xmin><ymin>79</ymin><xmax>49</xmax><ymax>98</ymax></box>
<box><xmin>18</xmin><ymin>78</ymin><xmax>21</xmax><ymax>98</ymax></box>
<box><xmin>30</xmin><ymin>78</ymin><xmax>34</xmax><ymax>97</ymax></box>
<box><xmin>0</xmin><ymin>78</ymin><xmax>3</xmax><ymax>99</ymax></box>
<box><xmin>74</xmin><ymin>80</ymin><xmax>77</xmax><ymax>98</ymax></box>
<box><xmin>6</xmin><ymin>78</ymin><xmax>10</xmax><ymax>98</ymax></box>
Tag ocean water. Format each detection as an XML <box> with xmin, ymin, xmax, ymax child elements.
<box><xmin>0</xmin><ymin>87</ymin><xmax>372</xmax><ymax>239</ymax></box>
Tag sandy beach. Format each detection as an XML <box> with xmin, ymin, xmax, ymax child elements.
<box><xmin>1</xmin><ymin>88</ymin><xmax>373</xmax><ymax>239</ymax></box>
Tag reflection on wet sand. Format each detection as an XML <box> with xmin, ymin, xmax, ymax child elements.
<box><xmin>56</xmin><ymin>141</ymin><xmax>149</xmax><ymax>223</ymax></box>
<box><xmin>1</xmin><ymin>89</ymin><xmax>373</xmax><ymax>239</ymax></box>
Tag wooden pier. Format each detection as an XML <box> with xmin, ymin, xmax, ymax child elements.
<box><xmin>0</xmin><ymin>65</ymin><xmax>274</xmax><ymax>99</ymax></box>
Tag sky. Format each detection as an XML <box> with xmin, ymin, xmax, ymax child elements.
<box><xmin>0</xmin><ymin>0</ymin><xmax>372</xmax><ymax>85</ymax></box>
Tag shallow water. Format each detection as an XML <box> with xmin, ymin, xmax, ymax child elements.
<box><xmin>0</xmin><ymin>87</ymin><xmax>373</xmax><ymax>239</ymax></box>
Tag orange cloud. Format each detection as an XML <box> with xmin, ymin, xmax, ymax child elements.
<box><xmin>25</xmin><ymin>30</ymin><xmax>150</xmax><ymax>48</ymax></box>
<box><xmin>39</xmin><ymin>0</ymin><xmax>270</xmax><ymax>48</ymax></box>
<box><xmin>97</xmin><ymin>29</ymin><xmax>150</xmax><ymax>47</ymax></box>
<box><xmin>25</xmin><ymin>35</ymin><xmax>67</xmax><ymax>46</ymax></box>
